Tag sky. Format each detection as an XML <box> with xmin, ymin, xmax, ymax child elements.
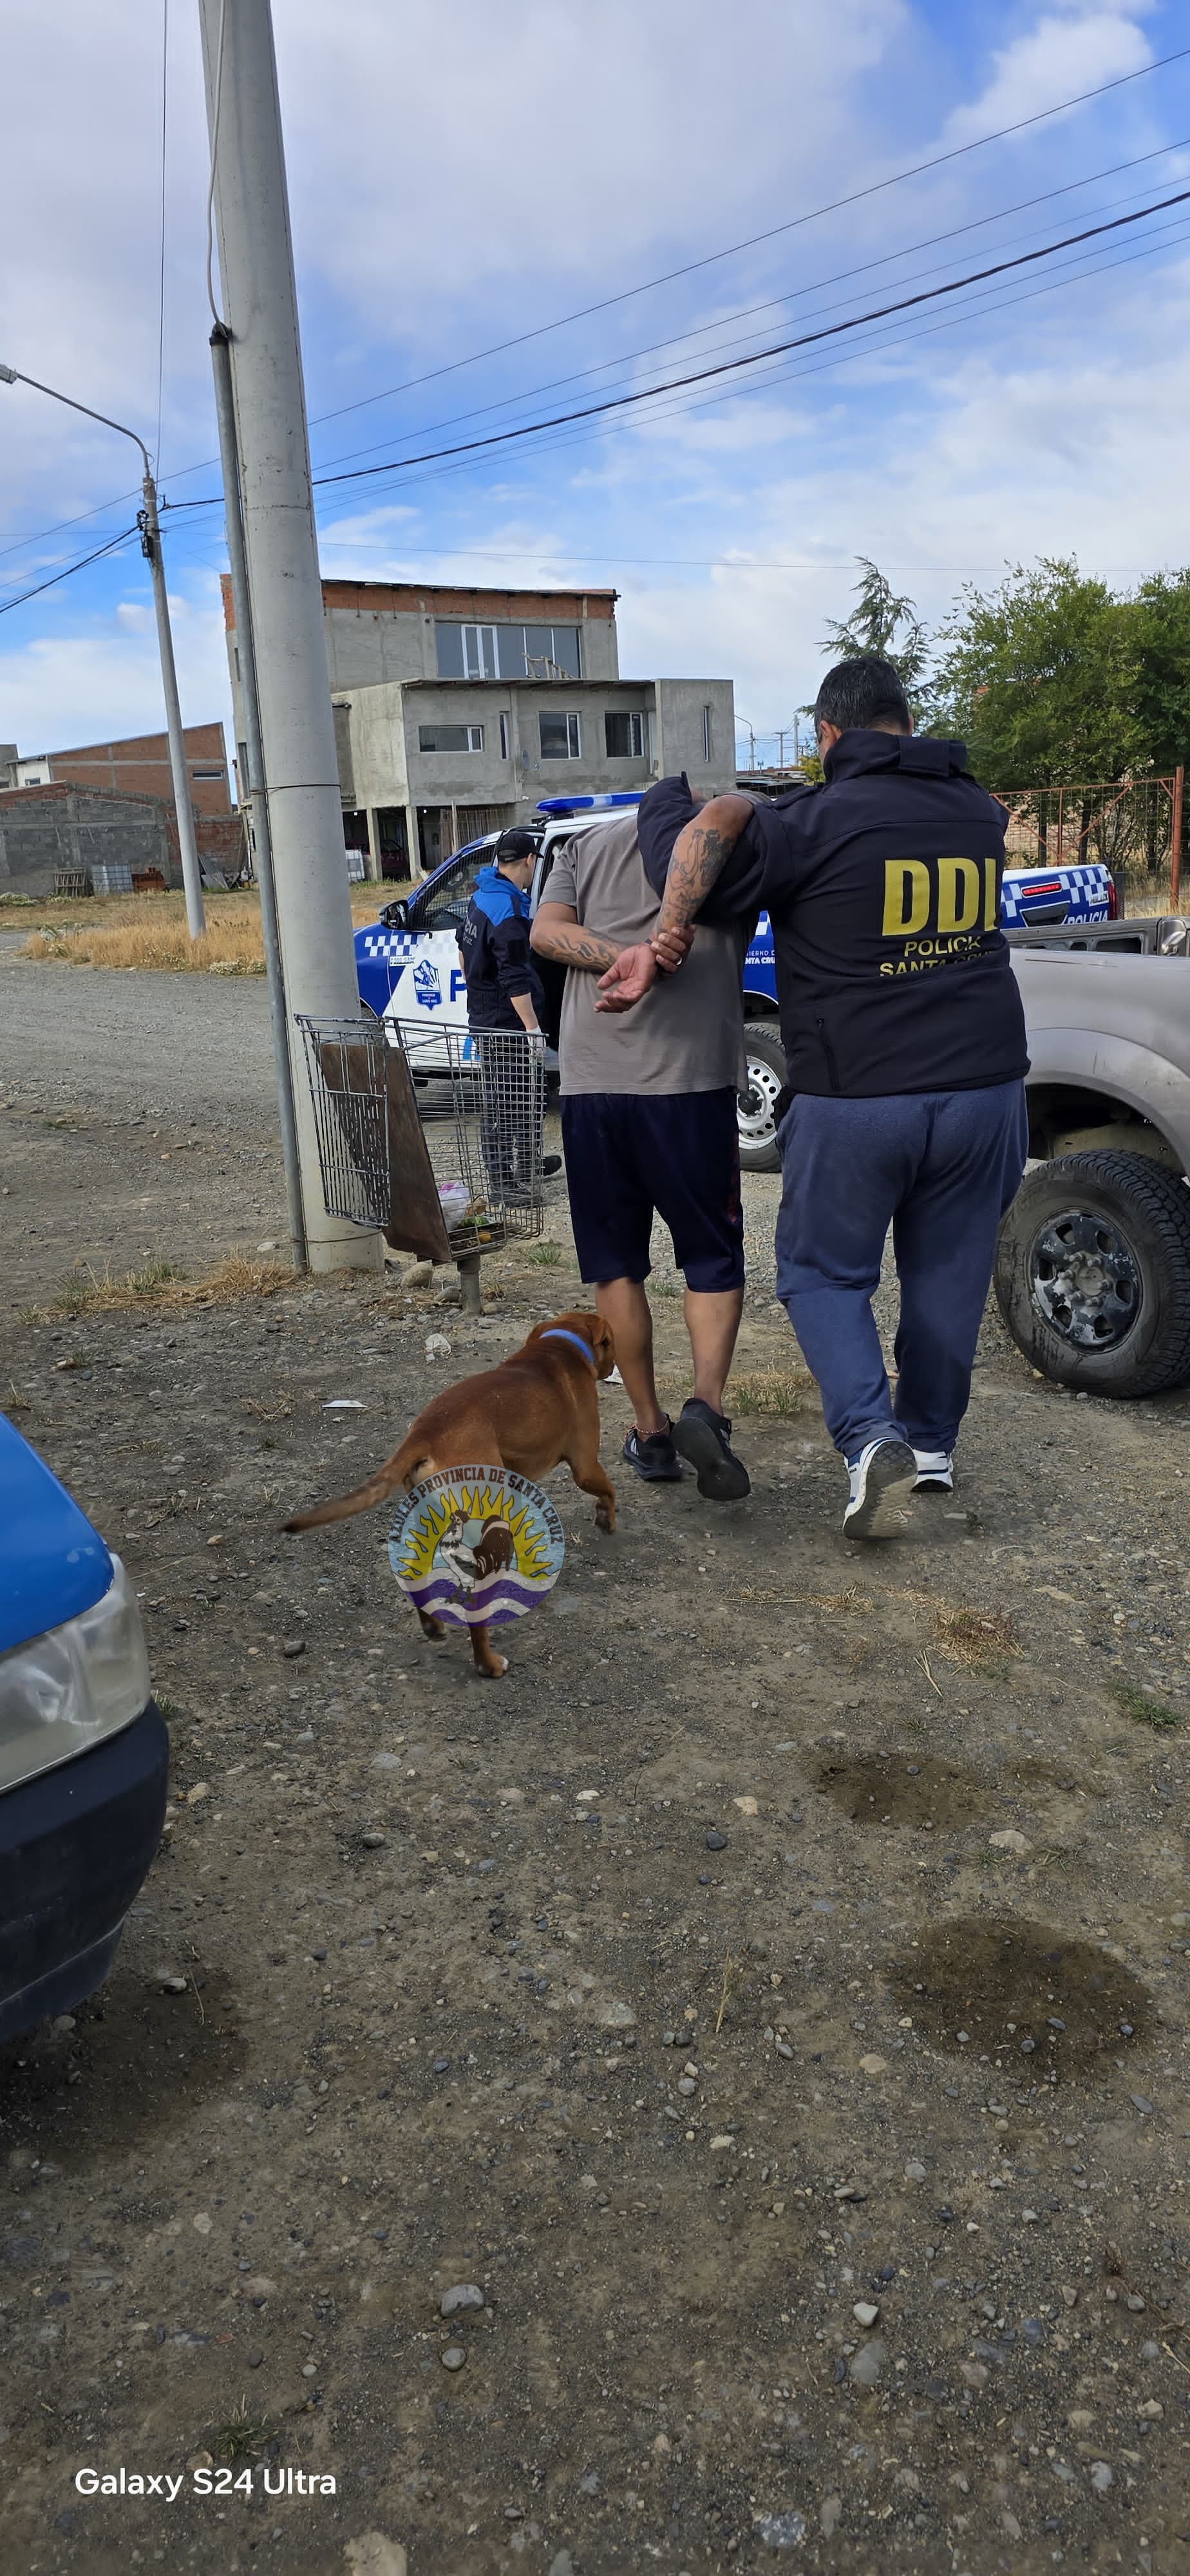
<box><xmin>2</xmin><ymin>0</ymin><xmax>1190</xmax><ymax>772</ymax></box>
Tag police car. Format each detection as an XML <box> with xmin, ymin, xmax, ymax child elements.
<box><xmin>354</xmin><ymin>794</ymin><xmax>1114</xmax><ymax>1168</ymax></box>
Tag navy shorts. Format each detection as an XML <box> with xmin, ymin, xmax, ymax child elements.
<box><xmin>560</xmin><ymin>1088</ymin><xmax>744</xmax><ymax>1293</ymax></box>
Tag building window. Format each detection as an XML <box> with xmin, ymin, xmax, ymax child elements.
<box><xmin>518</xmin><ymin>623</ymin><xmax>581</xmax><ymax>680</ymax></box>
<box><xmin>605</xmin><ymin>710</ymin><xmax>645</xmax><ymax>759</ymax></box>
<box><xmin>539</xmin><ymin>712</ymin><xmax>581</xmax><ymax>761</ymax></box>
<box><xmin>702</xmin><ymin>703</ymin><xmax>713</xmax><ymax>762</ymax></box>
<box><xmin>435</xmin><ymin>621</ymin><xmax>499</xmax><ymax>679</ymax></box>
<box><xmin>436</xmin><ymin>618</ymin><xmax>583</xmax><ymax>681</ymax></box>
<box><xmin>191</xmin><ymin>766</ymin><xmax>225</xmax><ymax>779</ymax></box>
<box><xmin>418</xmin><ymin>723</ymin><xmax>484</xmax><ymax>753</ymax></box>
<box><xmin>499</xmin><ymin>710</ymin><xmax>510</xmax><ymax>759</ymax></box>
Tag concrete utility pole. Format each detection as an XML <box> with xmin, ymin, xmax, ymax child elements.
<box><xmin>209</xmin><ymin>321</ymin><xmax>306</xmax><ymax>1272</ymax></box>
<box><xmin>0</xmin><ymin>365</ymin><xmax>206</xmax><ymax>938</ymax></box>
<box><xmin>197</xmin><ymin>0</ymin><xmax>381</xmax><ymax>1273</ymax></box>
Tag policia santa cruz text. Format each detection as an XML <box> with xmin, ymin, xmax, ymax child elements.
<box><xmin>625</xmin><ymin>652</ymin><xmax>1029</xmax><ymax>1541</ymax></box>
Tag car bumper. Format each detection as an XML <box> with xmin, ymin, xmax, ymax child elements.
<box><xmin>0</xmin><ymin>1702</ymin><xmax>169</xmax><ymax>2045</ymax></box>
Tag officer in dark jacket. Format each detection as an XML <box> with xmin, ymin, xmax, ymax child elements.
<box><xmin>617</xmin><ymin>655</ymin><xmax>1028</xmax><ymax>1539</ymax></box>
<box><xmin>458</xmin><ymin>826</ymin><xmax>560</xmax><ymax>1199</ymax></box>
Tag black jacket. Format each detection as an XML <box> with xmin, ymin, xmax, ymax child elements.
<box><xmin>638</xmin><ymin>732</ymin><xmax>1028</xmax><ymax>1098</ymax></box>
<box><xmin>458</xmin><ymin>862</ymin><xmax>545</xmax><ymax>1032</ymax></box>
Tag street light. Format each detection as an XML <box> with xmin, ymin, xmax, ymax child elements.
<box><xmin>0</xmin><ymin>364</ymin><xmax>206</xmax><ymax>937</ymax></box>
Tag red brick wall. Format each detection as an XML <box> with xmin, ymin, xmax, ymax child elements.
<box><xmin>46</xmin><ymin>723</ymin><xmax>231</xmax><ymax>817</ymax></box>
<box><xmin>220</xmin><ymin>575</ymin><xmax>618</xmax><ymax>631</ymax></box>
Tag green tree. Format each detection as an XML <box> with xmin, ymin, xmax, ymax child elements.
<box><xmin>1131</xmin><ymin>568</ymin><xmax>1190</xmax><ymax>775</ymax></box>
<box><xmin>929</xmin><ymin>558</ymin><xmax>1146</xmax><ymax>789</ymax></box>
<box><xmin>819</xmin><ymin>556</ymin><xmax>933</xmax><ymax>710</ymax></box>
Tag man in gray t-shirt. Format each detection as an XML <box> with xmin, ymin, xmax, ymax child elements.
<box><xmin>530</xmin><ymin>811</ymin><xmax>750</xmax><ymax>1501</ymax></box>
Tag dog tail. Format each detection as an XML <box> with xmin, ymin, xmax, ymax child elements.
<box><xmin>281</xmin><ymin>1434</ymin><xmax>434</xmax><ymax>1533</ymax></box>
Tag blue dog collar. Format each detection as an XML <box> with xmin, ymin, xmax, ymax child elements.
<box><xmin>540</xmin><ymin>1328</ymin><xmax>597</xmax><ymax>1370</ymax></box>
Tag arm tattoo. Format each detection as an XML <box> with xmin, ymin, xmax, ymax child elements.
<box><xmin>531</xmin><ymin>914</ymin><xmax>620</xmax><ymax>972</ymax></box>
<box><xmin>656</xmin><ymin>824</ymin><xmax>735</xmax><ymax>936</ymax></box>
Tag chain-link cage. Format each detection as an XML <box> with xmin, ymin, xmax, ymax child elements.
<box><xmin>398</xmin><ymin>1023</ymin><xmax>547</xmax><ymax>1244</ymax></box>
<box><xmin>296</xmin><ymin>1018</ymin><xmax>390</xmax><ymax>1230</ymax></box>
<box><xmin>296</xmin><ymin>1016</ymin><xmax>547</xmax><ymax>1259</ymax></box>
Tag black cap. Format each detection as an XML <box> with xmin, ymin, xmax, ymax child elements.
<box><xmin>494</xmin><ymin>826</ymin><xmax>537</xmax><ymax>865</ymax></box>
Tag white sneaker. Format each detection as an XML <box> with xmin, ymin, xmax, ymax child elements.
<box><xmin>912</xmin><ymin>1448</ymin><xmax>954</xmax><ymax>1492</ymax></box>
<box><xmin>842</xmin><ymin>1439</ymin><xmax>916</xmax><ymax>1539</ymax></box>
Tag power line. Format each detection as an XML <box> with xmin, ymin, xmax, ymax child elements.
<box><xmin>302</xmin><ymin>186</ymin><xmax>1190</xmax><ymax>492</ymax></box>
<box><xmin>161</xmin><ymin>184</ymin><xmax>1190</xmax><ymax>522</ymax></box>
<box><xmin>0</xmin><ymin>526</ymin><xmax>140</xmax><ymax>617</ymax></box>
<box><xmin>319</xmin><ymin>207</ymin><xmax>1190</xmax><ymax>513</ymax></box>
<box><xmin>301</xmin><ymin>41</ymin><xmax>1190</xmax><ymax>437</ymax></box>
<box><xmin>302</xmin><ymin>138</ymin><xmax>1190</xmax><ymax>480</ymax></box>
<box><xmin>7</xmin><ymin>57</ymin><xmax>1187</xmax><ymax>574</ymax></box>
<box><xmin>16</xmin><ymin>42</ymin><xmax>1188</xmax><ymax>567</ymax></box>
<box><xmin>6</xmin><ymin>59</ymin><xmax>1190</xmax><ymax>606</ymax></box>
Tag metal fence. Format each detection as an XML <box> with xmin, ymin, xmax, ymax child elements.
<box><xmin>399</xmin><ymin>1023</ymin><xmax>548</xmax><ymax>1242</ymax></box>
<box><xmin>296</xmin><ymin>1016</ymin><xmax>547</xmax><ymax>1260</ymax></box>
<box><xmin>994</xmin><ymin>769</ymin><xmax>1185</xmax><ymax>907</ymax></box>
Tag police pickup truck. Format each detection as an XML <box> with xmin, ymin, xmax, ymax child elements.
<box><xmin>355</xmin><ymin>792</ymin><xmax>1115</xmax><ymax>1170</ymax></box>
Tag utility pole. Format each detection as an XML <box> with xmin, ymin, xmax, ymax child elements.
<box><xmin>0</xmin><ymin>365</ymin><xmax>206</xmax><ymax>938</ymax></box>
<box><xmin>197</xmin><ymin>0</ymin><xmax>381</xmax><ymax>1274</ymax></box>
<box><xmin>209</xmin><ymin>321</ymin><xmax>305</xmax><ymax>1271</ymax></box>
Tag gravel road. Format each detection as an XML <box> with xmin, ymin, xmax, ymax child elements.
<box><xmin>0</xmin><ymin>959</ymin><xmax>279</xmax><ymax>1139</ymax></box>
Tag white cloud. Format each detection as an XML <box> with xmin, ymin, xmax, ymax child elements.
<box><xmin>944</xmin><ymin>8</ymin><xmax>1153</xmax><ymax>147</ymax></box>
<box><xmin>3</xmin><ymin>0</ymin><xmax>1190</xmax><ymax>766</ymax></box>
<box><xmin>0</xmin><ymin>571</ymin><xmax>232</xmax><ymax>762</ymax></box>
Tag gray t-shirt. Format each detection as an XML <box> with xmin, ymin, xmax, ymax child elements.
<box><xmin>544</xmin><ymin>814</ymin><xmax>746</xmax><ymax>1097</ymax></box>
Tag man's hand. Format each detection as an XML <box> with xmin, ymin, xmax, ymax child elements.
<box><xmin>654</xmin><ymin>791</ymin><xmax>755</xmax><ymax>943</ymax></box>
<box><xmin>651</xmin><ymin>923</ymin><xmax>694</xmax><ymax>973</ymax></box>
<box><xmin>594</xmin><ymin>943</ymin><xmax>659</xmax><ymax>1012</ymax></box>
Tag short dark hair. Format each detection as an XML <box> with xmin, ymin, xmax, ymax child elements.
<box><xmin>494</xmin><ymin>826</ymin><xmax>537</xmax><ymax>866</ymax></box>
<box><xmin>814</xmin><ymin>655</ymin><xmax>911</xmax><ymax>735</ymax></box>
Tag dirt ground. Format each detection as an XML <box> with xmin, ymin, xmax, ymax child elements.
<box><xmin>1</xmin><ymin>1004</ymin><xmax>1189</xmax><ymax>2576</ymax></box>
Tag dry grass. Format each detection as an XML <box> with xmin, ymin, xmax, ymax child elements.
<box><xmin>735</xmin><ymin>1583</ymin><xmax>871</xmax><ymax>1613</ymax></box>
<box><xmin>20</xmin><ymin>886</ymin><xmax>395</xmax><ymax>975</ymax></box>
<box><xmin>930</xmin><ymin>1603</ymin><xmax>1019</xmax><ymax>1671</ymax></box>
<box><xmin>728</xmin><ymin>1366</ymin><xmax>816</xmax><ymax>1416</ymax></box>
<box><xmin>21</xmin><ymin>1253</ymin><xmax>295</xmax><ymax>1323</ymax></box>
<box><xmin>656</xmin><ymin>1365</ymin><xmax>815</xmax><ymax>1418</ymax></box>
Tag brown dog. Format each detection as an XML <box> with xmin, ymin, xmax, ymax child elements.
<box><xmin>282</xmin><ymin>1311</ymin><xmax>616</xmax><ymax>1678</ymax></box>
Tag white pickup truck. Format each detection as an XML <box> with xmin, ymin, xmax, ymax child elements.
<box><xmin>997</xmin><ymin>918</ymin><xmax>1190</xmax><ymax>1397</ymax></box>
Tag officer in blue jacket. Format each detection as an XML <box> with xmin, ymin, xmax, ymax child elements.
<box><xmin>458</xmin><ymin>826</ymin><xmax>561</xmax><ymax>1200</ymax></box>
<box><xmin>617</xmin><ymin>656</ymin><xmax>1029</xmax><ymax>1540</ymax></box>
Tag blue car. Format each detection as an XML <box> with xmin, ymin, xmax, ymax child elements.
<box><xmin>355</xmin><ymin>794</ymin><xmax>1115</xmax><ymax>1169</ymax></box>
<box><xmin>0</xmin><ymin>1417</ymin><xmax>169</xmax><ymax>2045</ymax></box>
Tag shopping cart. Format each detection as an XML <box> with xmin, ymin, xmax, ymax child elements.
<box><xmin>296</xmin><ymin>1016</ymin><xmax>547</xmax><ymax>1308</ymax></box>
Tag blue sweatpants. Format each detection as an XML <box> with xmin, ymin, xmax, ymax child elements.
<box><xmin>775</xmin><ymin>1082</ymin><xmax>1028</xmax><ymax>1462</ymax></box>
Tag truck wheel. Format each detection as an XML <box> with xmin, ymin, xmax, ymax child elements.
<box><xmin>737</xmin><ymin>1025</ymin><xmax>786</xmax><ymax>1172</ymax></box>
<box><xmin>994</xmin><ymin>1149</ymin><xmax>1190</xmax><ymax>1397</ymax></box>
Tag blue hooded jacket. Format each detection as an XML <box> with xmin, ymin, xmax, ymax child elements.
<box><xmin>458</xmin><ymin>862</ymin><xmax>545</xmax><ymax>1032</ymax></box>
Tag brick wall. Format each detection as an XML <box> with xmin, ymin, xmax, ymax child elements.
<box><xmin>44</xmin><ymin>722</ymin><xmax>231</xmax><ymax>817</ymax></box>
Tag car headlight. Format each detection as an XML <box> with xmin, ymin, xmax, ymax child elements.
<box><xmin>0</xmin><ymin>1557</ymin><xmax>152</xmax><ymax>1796</ymax></box>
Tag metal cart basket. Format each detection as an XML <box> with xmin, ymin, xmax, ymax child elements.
<box><xmin>297</xmin><ymin>1016</ymin><xmax>547</xmax><ymax>1308</ymax></box>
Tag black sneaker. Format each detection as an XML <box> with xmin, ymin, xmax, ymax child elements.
<box><xmin>673</xmin><ymin>1398</ymin><xmax>751</xmax><ymax>1501</ymax></box>
<box><xmin>623</xmin><ymin>1420</ymin><xmax>683</xmax><ymax>1483</ymax></box>
<box><xmin>542</xmin><ymin>1153</ymin><xmax>563</xmax><ymax>1177</ymax></box>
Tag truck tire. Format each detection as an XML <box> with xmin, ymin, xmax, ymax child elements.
<box><xmin>994</xmin><ymin>1149</ymin><xmax>1190</xmax><ymax>1397</ymax></box>
<box><xmin>737</xmin><ymin>1025</ymin><xmax>786</xmax><ymax>1172</ymax></box>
